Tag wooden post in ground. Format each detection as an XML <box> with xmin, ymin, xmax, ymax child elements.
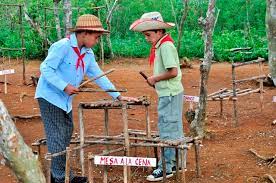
<box><xmin>78</xmin><ymin>105</ymin><xmax>85</xmax><ymax>176</ymax></box>
<box><xmin>65</xmin><ymin>147</ymin><xmax>71</xmax><ymax>183</ymax></box>
<box><xmin>161</xmin><ymin>147</ymin><xmax>166</xmax><ymax>182</ymax></box>
<box><xmin>122</xmin><ymin>104</ymin><xmax>131</xmax><ymax>183</ymax></box>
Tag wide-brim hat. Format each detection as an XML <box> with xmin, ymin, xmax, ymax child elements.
<box><xmin>129</xmin><ymin>12</ymin><xmax>175</xmax><ymax>32</ymax></box>
<box><xmin>69</xmin><ymin>14</ymin><xmax>109</xmax><ymax>33</ymax></box>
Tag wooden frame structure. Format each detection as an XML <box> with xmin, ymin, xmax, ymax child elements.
<box><xmin>0</xmin><ymin>3</ymin><xmax>26</xmax><ymax>83</ymax></box>
<box><xmin>207</xmin><ymin>57</ymin><xmax>266</xmax><ymax>126</ymax></box>
<box><xmin>32</xmin><ymin>97</ymin><xmax>201</xmax><ymax>183</ymax></box>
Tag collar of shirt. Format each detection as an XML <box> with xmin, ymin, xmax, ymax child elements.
<box><xmin>69</xmin><ymin>33</ymin><xmax>93</xmax><ymax>54</ymax></box>
<box><xmin>154</xmin><ymin>34</ymin><xmax>169</xmax><ymax>49</ymax></box>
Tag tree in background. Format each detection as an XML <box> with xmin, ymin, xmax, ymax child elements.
<box><xmin>190</xmin><ymin>0</ymin><xmax>217</xmax><ymax>138</ymax></box>
<box><xmin>266</xmin><ymin>0</ymin><xmax>276</xmax><ymax>86</ymax></box>
<box><xmin>0</xmin><ymin>100</ymin><xmax>46</xmax><ymax>183</ymax></box>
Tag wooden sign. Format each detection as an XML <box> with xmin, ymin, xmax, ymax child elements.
<box><xmin>183</xmin><ymin>95</ymin><xmax>199</xmax><ymax>103</ymax></box>
<box><xmin>94</xmin><ymin>156</ymin><xmax>156</xmax><ymax>167</ymax></box>
<box><xmin>0</xmin><ymin>69</ymin><xmax>15</xmax><ymax>94</ymax></box>
<box><xmin>0</xmin><ymin>69</ymin><xmax>15</xmax><ymax>75</ymax></box>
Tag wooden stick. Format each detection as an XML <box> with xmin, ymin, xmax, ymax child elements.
<box><xmin>264</xmin><ymin>174</ymin><xmax>276</xmax><ymax>183</ymax></box>
<box><xmin>88</xmin><ymin>155</ymin><xmax>94</xmax><ymax>183</ymax></box>
<box><xmin>232</xmin><ymin>57</ymin><xmax>265</xmax><ymax>67</ymax></box>
<box><xmin>65</xmin><ymin>147</ymin><xmax>71</xmax><ymax>183</ymax></box>
<box><xmin>161</xmin><ymin>147</ymin><xmax>166</xmax><ymax>182</ymax></box>
<box><xmin>232</xmin><ymin>65</ymin><xmax>238</xmax><ymax>127</ymax></box>
<box><xmin>194</xmin><ymin>140</ymin><xmax>201</xmax><ymax>177</ymax></box>
<box><xmin>4</xmin><ymin>74</ymin><xmax>7</xmax><ymax>94</ymax></box>
<box><xmin>78</xmin><ymin>106</ymin><xmax>85</xmax><ymax>176</ymax></box>
<box><xmin>175</xmin><ymin>148</ymin><xmax>180</xmax><ymax>181</ymax></box>
<box><xmin>234</xmin><ymin>75</ymin><xmax>266</xmax><ymax>84</ymax></box>
<box><xmin>78</xmin><ymin>69</ymin><xmax>115</xmax><ymax>88</ymax></box>
<box><xmin>181</xmin><ymin>149</ymin><xmax>186</xmax><ymax>183</ymax></box>
<box><xmin>79</xmin><ymin>88</ymin><xmax>127</xmax><ymax>92</ymax></box>
<box><xmin>259</xmin><ymin>62</ymin><xmax>264</xmax><ymax>111</ymax></box>
<box><xmin>207</xmin><ymin>88</ymin><xmax>227</xmax><ymax>97</ymax></box>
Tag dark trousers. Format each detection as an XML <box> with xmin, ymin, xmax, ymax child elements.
<box><xmin>38</xmin><ymin>98</ymin><xmax>74</xmax><ymax>182</ymax></box>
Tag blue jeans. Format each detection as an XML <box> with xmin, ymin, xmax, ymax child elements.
<box><xmin>157</xmin><ymin>92</ymin><xmax>184</xmax><ymax>173</ymax></box>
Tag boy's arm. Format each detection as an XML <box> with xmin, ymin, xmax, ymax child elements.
<box><xmin>40</xmin><ymin>43</ymin><xmax>68</xmax><ymax>91</ymax></box>
<box><xmin>147</xmin><ymin>67</ymin><xmax>178</xmax><ymax>86</ymax></box>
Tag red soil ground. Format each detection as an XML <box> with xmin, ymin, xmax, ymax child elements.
<box><xmin>0</xmin><ymin>58</ymin><xmax>275</xmax><ymax>183</ymax></box>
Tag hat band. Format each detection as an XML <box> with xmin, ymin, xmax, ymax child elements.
<box><xmin>76</xmin><ymin>25</ymin><xmax>103</xmax><ymax>29</ymax></box>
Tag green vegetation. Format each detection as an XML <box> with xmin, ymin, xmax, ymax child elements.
<box><xmin>0</xmin><ymin>0</ymin><xmax>267</xmax><ymax>62</ymax></box>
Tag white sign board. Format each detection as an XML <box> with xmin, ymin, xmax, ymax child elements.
<box><xmin>0</xmin><ymin>69</ymin><xmax>15</xmax><ymax>75</ymax></box>
<box><xmin>273</xmin><ymin>96</ymin><xmax>276</xmax><ymax>103</ymax></box>
<box><xmin>94</xmin><ymin>156</ymin><xmax>156</xmax><ymax>167</ymax></box>
<box><xmin>183</xmin><ymin>95</ymin><xmax>199</xmax><ymax>103</ymax></box>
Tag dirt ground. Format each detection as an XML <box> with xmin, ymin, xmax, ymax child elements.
<box><xmin>0</xmin><ymin>58</ymin><xmax>275</xmax><ymax>183</ymax></box>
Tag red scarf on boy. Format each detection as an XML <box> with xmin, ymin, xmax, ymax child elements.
<box><xmin>149</xmin><ymin>34</ymin><xmax>174</xmax><ymax>66</ymax></box>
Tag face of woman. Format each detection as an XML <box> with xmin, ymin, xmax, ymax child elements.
<box><xmin>83</xmin><ymin>32</ymin><xmax>103</xmax><ymax>48</ymax></box>
<box><xmin>142</xmin><ymin>30</ymin><xmax>163</xmax><ymax>45</ymax></box>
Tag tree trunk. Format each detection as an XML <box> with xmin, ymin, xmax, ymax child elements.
<box><xmin>105</xmin><ymin>0</ymin><xmax>119</xmax><ymax>59</ymax></box>
<box><xmin>177</xmin><ymin>0</ymin><xmax>189</xmax><ymax>53</ymax></box>
<box><xmin>266</xmin><ymin>0</ymin><xmax>276</xmax><ymax>86</ymax></box>
<box><xmin>53</xmin><ymin>0</ymin><xmax>62</xmax><ymax>40</ymax></box>
<box><xmin>63</xmin><ymin>0</ymin><xmax>72</xmax><ymax>36</ymax></box>
<box><xmin>190</xmin><ymin>0</ymin><xmax>216</xmax><ymax>138</ymax></box>
<box><xmin>0</xmin><ymin>100</ymin><xmax>46</xmax><ymax>183</ymax></box>
<box><xmin>23</xmin><ymin>5</ymin><xmax>52</xmax><ymax>45</ymax></box>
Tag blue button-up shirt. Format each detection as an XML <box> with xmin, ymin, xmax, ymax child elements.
<box><xmin>35</xmin><ymin>33</ymin><xmax>120</xmax><ymax>113</ymax></box>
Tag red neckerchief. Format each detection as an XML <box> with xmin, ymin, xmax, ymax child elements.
<box><xmin>149</xmin><ymin>34</ymin><xmax>174</xmax><ymax>66</ymax></box>
<box><xmin>72</xmin><ymin>47</ymin><xmax>85</xmax><ymax>72</ymax></box>
<box><xmin>67</xmin><ymin>35</ymin><xmax>86</xmax><ymax>72</ymax></box>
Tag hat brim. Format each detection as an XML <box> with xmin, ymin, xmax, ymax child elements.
<box><xmin>68</xmin><ymin>27</ymin><xmax>110</xmax><ymax>34</ymax></box>
<box><xmin>129</xmin><ymin>19</ymin><xmax>175</xmax><ymax>32</ymax></box>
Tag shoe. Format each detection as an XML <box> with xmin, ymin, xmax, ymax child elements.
<box><xmin>70</xmin><ymin>176</ymin><xmax>88</xmax><ymax>183</ymax></box>
<box><xmin>146</xmin><ymin>169</ymin><xmax>173</xmax><ymax>182</ymax></box>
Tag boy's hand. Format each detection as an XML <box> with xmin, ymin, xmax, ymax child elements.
<box><xmin>117</xmin><ymin>96</ymin><xmax>139</xmax><ymax>102</ymax></box>
<box><xmin>64</xmin><ymin>84</ymin><xmax>79</xmax><ymax>95</ymax></box>
<box><xmin>147</xmin><ymin>76</ymin><xmax>157</xmax><ymax>87</ymax></box>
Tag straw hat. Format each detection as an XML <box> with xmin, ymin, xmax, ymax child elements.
<box><xmin>129</xmin><ymin>12</ymin><xmax>175</xmax><ymax>32</ymax></box>
<box><xmin>69</xmin><ymin>14</ymin><xmax>109</xmax><ymax>33</ymax></box>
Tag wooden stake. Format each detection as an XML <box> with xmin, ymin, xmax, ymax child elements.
<box><xmin>181</xmin><ymin>149</ymin><xmax>186</xmax><ymax>183</ymax></box>
<box><xmin>161</xmin><ymin>147</ymin><xmax>166</xmax><ymax>182</ymax></box>
<box><xmin>232</xmin><ymin>64</ymin><xmax>238</xmax><ymax>127</ymax></box>
<box><xmin>194</xmin><ymin>140</ymin><xmax>201</xmax><ymax>177</ymax></box>
<box><xmin>122</xmin><ymin>104</ymin><xmax>131</xmax><ymax>183</ymax></box>
<box><xmin>88</xmin><ymin>153</ymin><xmax>94</xmax><ymax>183</ymax></box>
<box><xmin>78</xmin><ymin>106</ymin><xmax>85</xmax><ymax>176</ymax></box>
<box><xmin>4</xmin><ymin>74</ymin><xmax>7</xmax><ymax>94</ymax></box>
<box><xmin>65</xmin><ymin>147</ymin><xmax>71</xmax><ymax>183</ymax></box>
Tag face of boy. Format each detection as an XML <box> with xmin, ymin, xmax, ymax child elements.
<box><xmin>83</xmin><ymin>32</ymin><xmax>103</xmax><ymax>48</ymax></box>
<box><xmin>142</xmin><ymin>30</ymin><xmax>163</xmax><ymax>45</ymax></box>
